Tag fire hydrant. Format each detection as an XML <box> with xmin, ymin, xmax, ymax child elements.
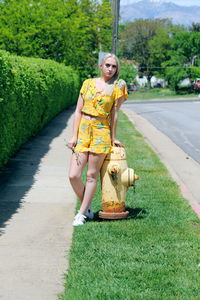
<box><xmin>99</xmin><ymin>146</ymin><xmax>139</xmax><ymax>219</ymax></box>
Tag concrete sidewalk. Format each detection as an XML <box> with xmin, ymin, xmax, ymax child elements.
<box><xmin>0</xmin><ymin>108</ymin><xmax>76</xmax><ymax>300</ymax></box>
<box><xmin>122</xmin><ymin>107</ymin><xmax>200</xmax><ymax>218</ymax></box>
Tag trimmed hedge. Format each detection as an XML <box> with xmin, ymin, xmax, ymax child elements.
<box><xmin>0</xmin><ymin>50</ymin><xmax>80</xmax><ymax>168</ymax></box>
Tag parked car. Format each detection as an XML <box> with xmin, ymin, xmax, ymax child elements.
<box><xmin>193</xmin><ymin>78</ymin><xmax>200</xmax><ymax>90</ymax></box>
<box><xmin>128</xmin><ymin>82</ymin><xmax>138</xmax><ymax>92</ymax></box>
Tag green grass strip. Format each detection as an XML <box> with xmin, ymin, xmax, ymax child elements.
<box><xmin>60</xmin><ymin>111</ymin><xmax>200</xmax><ymax>300</ymax></box>
<box><xmin>128</xmin><ymin>88</ymin><xmax>197</xmax><ymax>101</ymax></box>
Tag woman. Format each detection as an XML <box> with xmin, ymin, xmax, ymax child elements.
<box><xmin>68</xmin><ymin>53</ymin><xmax>128</xmax><ymax>226</ymax></box>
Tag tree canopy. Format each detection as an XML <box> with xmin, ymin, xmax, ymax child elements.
<box><xmin>0</xmin><ymin>0</ymin><xmax>113</xmax><ymax>78</ymax></box>
<box><xmin>119</xmin><ymin>19</ymin><xmax>173</xmax><ymax>71</ymax></box>
<box><xmin>119</xmin><ymin>18</ymin><xmax>200</xmax><ymax>90</ymax></box>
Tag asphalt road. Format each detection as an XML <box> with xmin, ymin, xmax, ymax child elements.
<box><xmin>124</xmin><ymin>99</ymin><xmax>200</xmax><ymax>165</ymax></box>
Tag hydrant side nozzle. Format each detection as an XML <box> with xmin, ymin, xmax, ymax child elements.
<box><xmin>108</xmin><ymin>163</ymin><xmax>120</xmax><ymax>175</ymax></box>
<box><xmin>121</xmin><ymin>168</ymin><xmax>136</xmax><ymax>187</ymax></box>
<box><xmin>122</xmin><ymin>168</ymin><xmax>134</xmax><ymax>187</ymax></box>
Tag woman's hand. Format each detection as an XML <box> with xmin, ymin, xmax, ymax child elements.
<box><xmin>67</xmin><ymin>136</ymin><xmax>77</xmax><ymax>150</ymax></box>
<box><xmin>112</xmin><ymin>139</ymin><xmax>125</xmax><ymax>147</ymax></box>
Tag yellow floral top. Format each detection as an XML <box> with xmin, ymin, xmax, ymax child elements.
<box><xmin>80</xmin><ymin>78</ymin><xmax>128</xmax><ymax>118</ymax></box>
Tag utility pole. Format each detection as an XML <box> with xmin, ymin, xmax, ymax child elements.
<box><xmin>112</xmin><ymin>0</ymin><xmax>120</xmax><ymax>55</ymax></box>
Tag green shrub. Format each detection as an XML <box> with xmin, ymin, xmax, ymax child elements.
<box><xmin>0</xmin><ymin>50</ymin><xmax>80</xmax><ymax>168</ymax></box>
<box><xmin>120</xmin><ymin>59</ymin><xmax>137</xmax><ymax>87</ymax></box>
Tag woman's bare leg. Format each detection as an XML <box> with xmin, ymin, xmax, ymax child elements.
<box><xmin>68</xmin><ymin>152</ymin><xmax>88</xmax><ymax>202</ymax></box>
<box><xmin>79</xmin><ymin>153</ymin><xmax>107</xmax><ymax>215</ymax></box>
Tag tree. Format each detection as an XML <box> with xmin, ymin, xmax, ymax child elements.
<box><xmin>190</xmin><ymin>23</ymin><xmax>200</xmax><ymax>32</ymax></box>
<box><xmin>0</xmin><ymin>0</ymin><xmax>113</xmax><ymax>78</ymax></box>
<box><xmin>119</xmin><ymin>59</ymin><xmax>137</xmax><ymax>87</ymax></box>
<box><xmin>162</xmin><ymin>31</ymin><xmax>200</xmax><ymax>90</ymax></box>
<box><xmin>148</xmin><ymin>28</ymin><xmax>172</xmax><ymax>77</ymax></box>
<box><xmin>64</xmin><ymin>0</ymin><xmax>112</xmax><ymax>77</ymax></box>
<box><xmin>148</xmin><ymin>23</ymin><xmax>186</xmax><ymax>77</ymax></box>
<box><xmin>119</xmin><ymin>18</ymin><xmax>172</xmax><ymax>73</ymax></box>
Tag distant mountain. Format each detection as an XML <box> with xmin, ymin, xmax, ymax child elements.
<box><xmin>120</xmin><ymin>0</ymin><xmax>200</xmax><ymax>26</ymax></box>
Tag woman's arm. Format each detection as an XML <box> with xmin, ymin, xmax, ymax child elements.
<box><xmin>110</xmin><ymin>96</ymin><xmax>126</xmax><ymax>147</ymax></box>
<box><xmin>67</xmin><ymin>94</ymin><xmax>84</xmax><ymax>149</ymax></box>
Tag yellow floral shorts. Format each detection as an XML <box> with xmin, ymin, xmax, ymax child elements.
<box><xmin>75</xmin><ymin>117</ymin><xmax>112</xmax><ymax>154</ymax></box>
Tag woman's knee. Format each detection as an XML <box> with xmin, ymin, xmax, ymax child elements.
<box><xmin>86</xmin><ymin>170</ymin><xmax>98</xmax><ymax>183</ymax></box>
<box><xmin>69</xmin><ymin>172</ymin><xmax>81</xmax><ymax>183</ymax></box>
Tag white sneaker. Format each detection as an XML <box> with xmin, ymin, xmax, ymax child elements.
<box><xmin>85</xmin><ymin>207</ymin><xmax>94</xmax><ymax>219</ymax></box>
<box><xmin>73</xmin><ymin>213</ymin><xmax>86</xmax><ymax>226</ymax></box>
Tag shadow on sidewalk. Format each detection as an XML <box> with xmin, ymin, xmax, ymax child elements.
<box><xmin>0</xmin><ymin>107</ymin><xmax>74</xmax><ymax>235</ymax></box>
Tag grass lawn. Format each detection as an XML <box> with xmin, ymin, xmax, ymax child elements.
<box><xmin>60</xmin><ymin>111</ymin><xmax>200</xmax><ymax>300</ymax></box>
<box><xmin>128</xmin><ymin>88</ymin><xmax>198</xmax><ymax>101</ymax></box>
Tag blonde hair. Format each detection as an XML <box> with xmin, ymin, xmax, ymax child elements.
<box><xmin>100</xmin><ymin>53</ymin><xmax>120</xmax><ymax>83</ymax></box>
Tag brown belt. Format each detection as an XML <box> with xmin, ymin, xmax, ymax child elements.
<box><xmin>81</xmin><ymin>113</ymin><xmax>108</xmax><ymax>121</ymax></box>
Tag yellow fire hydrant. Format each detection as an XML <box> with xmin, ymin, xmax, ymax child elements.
<box><xmin>99</xmin><ymin>146</ymin><xmax>139</xmax><ymax>219</ymax></box>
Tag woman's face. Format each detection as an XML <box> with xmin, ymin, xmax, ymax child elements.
<box><xmin>100</xmin><ymin>57</ymin><xmax>117</xmax><ymax>80</ymax></box>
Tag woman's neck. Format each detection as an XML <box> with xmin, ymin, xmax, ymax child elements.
<box><xmin>100</xmin><ymin>76</ymin><xmax>111</xmax><ymax>83</ymax></box>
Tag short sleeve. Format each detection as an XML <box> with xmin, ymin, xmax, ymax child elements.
<box><xmin>80</xmin><ymin>79</ymin><xmax>90</xmax><ymax>95</ymax></box>
<box><xmin>113</xmin><ymin>79</ymin><xmax>128</xmax><ymax>106</ymax></box>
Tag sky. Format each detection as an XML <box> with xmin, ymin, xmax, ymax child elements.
<box><xmin>121</xmin><ymin>0</ymin><xmax>200</xmax><ymax>6</ymax></box>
